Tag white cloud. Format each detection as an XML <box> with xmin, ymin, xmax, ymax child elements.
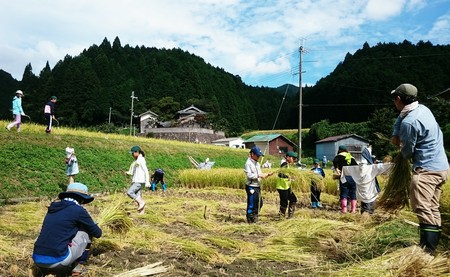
<box><xmin>0</xmin><ymin>0</ymin><xmax>447</xmax><ymax>87</ymax></box>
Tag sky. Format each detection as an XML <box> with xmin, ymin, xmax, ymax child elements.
<box><xmin>0</xmin><ymin>0</ymin><xmax>449</xmax><ymax>88</ymax></box>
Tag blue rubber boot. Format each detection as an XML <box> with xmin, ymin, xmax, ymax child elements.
<box><xmin>162</xmin><ymin>183</ymin><xmax>167</xmax><ymax>192</ymax></box>
<box><xmin>151</xmin><ymin>183</ymin><xmax>156</xmax><ymax>191</ymax></box>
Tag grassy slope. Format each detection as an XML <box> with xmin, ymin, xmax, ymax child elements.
<box><xmin>0</xmin><ymin>120</ymin><xmax>254</xmax><ymax>198</ymax></box>
<box><xmin>1</xmin><ymin>121</ymin><xmax>449</xmax><ymax>276</ymax></box>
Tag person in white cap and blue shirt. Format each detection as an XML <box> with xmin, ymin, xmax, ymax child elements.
<box><xmin>244</xmin><ymin>146</ymin><xmax>273</xmax><ymax>223</ymax></box>
<box><xmin>5</xmin><ymin>90</ymin><xmax>26</xmax><ymax>132</ymax></box>
<box><xmin>32</xmin><ymin>182</ymin><xmax>102</xmax><ymax>276</ymax></box>
<box><xmin>391</xmin><ymin>83</ymin><xmax>449</xmax><ymax>254</ymax></box>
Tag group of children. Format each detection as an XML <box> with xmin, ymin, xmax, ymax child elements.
<box><xmin>64</xmin><ymin>145</ymin><xmax>167</xmax><ymax>215</ymax></box>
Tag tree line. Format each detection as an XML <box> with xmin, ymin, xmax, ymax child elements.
<box><xmin>0</xmin><ymin>38</ymin><xmax>448</xmax><ymax>158</ymax></box>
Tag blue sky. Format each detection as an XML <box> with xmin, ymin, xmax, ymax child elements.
<box><xmin>0</xmin><ymin>0</ymin><xmax>449</xmax><ymax>88</ymax></box>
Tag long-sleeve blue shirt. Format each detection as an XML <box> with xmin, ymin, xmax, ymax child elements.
<box><xmin>393</xmin><ymin>104</ymin><xmax>448</xmax><ymax>171</ymax></box>
<box><xmin>33</xmin><ymin>200</ymin><xmax>102</xmax><ymax>259</ymax></box>
<box><xmin>12</xmin><ymin>96</ymin><xmax>24</xmax><ymax>115</ymax></box>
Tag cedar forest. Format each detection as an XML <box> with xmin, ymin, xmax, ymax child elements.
<box><xmin>0</xmin><ymin>37</ymin><xmax>449</xmax><ymax>158</ymax></box>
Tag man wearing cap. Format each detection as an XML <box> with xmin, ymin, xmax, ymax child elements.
<box><xmin>391</xmin><ymin>83</ymin><xmax>449</xmax><ymax>254</ymax></box>
<box><xmin>5</xmin><ymin>90</ymin><xmax>26</xmax><ymax>132</ymax></box>
<box><xmin>311</xmin><ymin>158</ymin><xmax>325</xmax><ymax>208</ymax></box>
<box><xmin>333</xmin><ymin>145</ymin><xmax>358</xmax><ymax>213</ymax></box>
<box><xmin>44</xmin><ymin>96</ymin><xmax>57</xmax><ymax>133</ymax></box>
<box><xmin>276</xmin><ymin>151</ymin><xmax>298</xmax><ymax>218</ymax></box>
<box><xmin>32</xmin><ymin>182</ymin><xmax>102</xmax><ymax>276</ymax></box>
<box><xmin>244</xmin><ymin>146</ymin><xmax>273</xmax><ymax>223</ymax></box>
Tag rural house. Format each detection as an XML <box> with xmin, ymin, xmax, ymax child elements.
<box><xmin>244</xmin><ymin>134</ymin><xmax>296</xmax><ymax>157</ymax></box>
<box><xmin>139</xmin><ymin>105</ymin><xmax>225</xmax><ymax>143</ymax></box>
<box><xmin>315</xmin><ymin>134</ymin><xmax>369</xmax><ymax>163</ymax></box>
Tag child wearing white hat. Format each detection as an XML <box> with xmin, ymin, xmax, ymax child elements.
<box><xmin>65</xmin><ymin>147</ymin><xmax>79</xmax><ymax>184</ymax></box>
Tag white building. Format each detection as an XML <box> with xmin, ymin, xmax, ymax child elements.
<box><xmin>211</xmin><ymin>137</ymin><xmax>245</xmax><ymax>148</ymax></box>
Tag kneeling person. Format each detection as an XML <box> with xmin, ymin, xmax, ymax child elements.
<box><xmin>32</xmin><ymin>182</ymin><xmax>102</xmax><ymax>276</ymax></box>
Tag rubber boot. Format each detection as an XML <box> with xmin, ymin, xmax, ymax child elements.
<box><xmin>287</xmin><ymin>202</ymin><xmax>296</xmax><ymax>218</ymax></box>
<box><xmin>350</xmin><ymin>200</ymin><xmax>357</xmax><ymax>213</ymax></box>
<box><xmin>151</xmin><ymin>183</ymin><xmax>156</xmax><ymax>191</ymax></box>
<box><xmin>311</xmin><ymin>202</ymin><xmax>317</xmax><ymax>209</ymax></box>
<box><xmin>6</xmin><ymin>122</ymin><xmax>14</xmax><ymax>131</ymax></box>
<box><xmin>419</xmin><ymin>224</ymin><xmax>440</xmax><ymax>254</ymax></box>
<box><xmin>340</xmin><ymin>198</ymin><xmax>347</xmax><ymax>213</ymax></box>
<box><xmin>135</xmin><ymin>196</ymin><xmax>146</xmax><ymax>214</ymax></box>
<box><xmin>162</xmin><ymin>183</ymin><xmax>167</xmax><ymax>192</ymax></box>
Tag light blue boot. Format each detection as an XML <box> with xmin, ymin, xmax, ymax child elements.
<box><xmin>151</xmin><ymin>183</ymin><xmax>156</xmax><ymax>191</ymax></box>
<box><xmin>311</xmin><ymin>202</ymin><xmax>317</xmax><ymax>208</ymax></box>
<box><xmin>162</xmin><ymin>183</ymin><xmax>167</xmax><ymax>192</ymax></box>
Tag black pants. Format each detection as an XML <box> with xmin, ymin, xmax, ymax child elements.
<box><xmin>277</xmin><ymin>188</ymin><xmax>297</xmax><ymax>212</ymax></box>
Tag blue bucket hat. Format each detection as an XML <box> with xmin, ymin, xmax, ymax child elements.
<box><xmin>250</xmin><ymin>146</ymin><xmax>264</xmax><ymax>157</ymax></box>
<box><xmin>58</xmin><ymin>182</ymin><xmax>94</xmax><ymax>204</ymax></box>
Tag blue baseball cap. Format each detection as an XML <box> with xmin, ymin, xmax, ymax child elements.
<box><xmin>250</xmin><ymin>146</ymin><xmax>264</xmax><ymax>157</ymax></box>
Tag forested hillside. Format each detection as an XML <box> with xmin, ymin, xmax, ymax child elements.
<box><xmin>0</xmin><ymin>38</ymin><xmax>449</xmax><ymax>136</ymax></box>
<box><xmin>303</xmin><ymin>40</ymin><xmax>450</xmax><ymax>126</ymax></box>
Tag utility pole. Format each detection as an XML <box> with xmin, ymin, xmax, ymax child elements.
<box><xmin>298</xmin><ymin>44</ymin><xmax>307</xmax><ymax>164</ymax></box>
<box><xmin>108</xmin><ymin>107</ymin><xmax>112</xmax><ymax>124</ymax></box>
<box><xmin>130</xmin><ymin>91</ymin><xmax>138</xmax><ymax>136</ymax></box>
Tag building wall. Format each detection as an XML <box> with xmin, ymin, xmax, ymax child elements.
<box><xmin>268</xmin><ymin>137</ymin><xmax>294</xmax><ymax>157</ymax></box>
<box><xmin>316</xmin><ymin>137</ymin><xmax>369</xmax><ymax>163</ymax></box>
<box><xmin>144</xmin><ymin>127</ymin><xmax>225</xmax><ymax>144</ymax></box>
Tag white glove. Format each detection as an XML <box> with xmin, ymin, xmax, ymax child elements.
<box><xmin>145</xmin><ymin>182</ymin><xmax>151</xmax><ymax>188</ymax></box>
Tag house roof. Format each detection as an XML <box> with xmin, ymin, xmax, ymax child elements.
<box><xmin>177</xmin><ymin>105</ymin><xmax>206</xmax><ymax>115</ymax></box>
<box><xmin>212</xmin><ymin>137</ymin><xmax>243</xmax><ymax>143</ymax></box>
<box><xmin>315</xmin><ymin>134</ymin><xmax>369</xmax><ymax>144</ymax></box>
<box><xmin>139</xmin><ymin>110</ymin><xmax>159</xmax><ymax>117</ymax></box>
<box><xmin>244</xmin><ymin>134</ymin><xmax>295</xmax><ymax>145</ymax></box>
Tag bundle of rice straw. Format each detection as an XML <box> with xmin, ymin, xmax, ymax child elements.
<box><xmin>377</xmin><ymin>153</ymin><xmax>411</xmax><ymax>212</ymax></box>
<box><xmin>96</xmin><ymin>201</ymin><xmax>133</xmax><ymax>234</ymax></box>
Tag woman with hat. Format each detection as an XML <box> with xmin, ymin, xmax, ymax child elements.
<box><xmin>5</xmin><ymin>90</ymin><xmax>26</xmax><ymax>132</ymax></box>
<box><xmin>32</xmin><ymin>182</ymin><xmax>102</xmax><ymax>276</ymax></box>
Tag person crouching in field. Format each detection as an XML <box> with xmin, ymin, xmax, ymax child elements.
<box><xmin>126</xmin><ymin>145</ymin><xmax>151</xmax><ymax>214</ymax></box>
<box><xmin>244</xmin><ymin>146</ymin><xmax>273</xmax><ymax>223</ymax></box>
<box><xmin>151</xmin><ymin>168</ymin><xmax>167</xmax><ymax>192</ymax></box>
<box><xmin>276</xmin><ymin>151</ymin><xmax>298</xmax><ymax>218</ymax></box>
<box><xmin>65</xmin><ymin>147</ymin><xmax>79</xmax><ymax>185</ymax></box>
<box><xmin>32</xmin><ymin>182</ymin><xmax>102</xmax><ymax>276</ymax></box>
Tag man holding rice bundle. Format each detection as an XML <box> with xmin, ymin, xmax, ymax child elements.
<box><xmin>391</xmin><ymin>83</ymin><xmax>449</xmax><ymax>254</ymax></box>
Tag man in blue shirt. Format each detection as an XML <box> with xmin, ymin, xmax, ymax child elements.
<box><xmin>391</xmin><ymin>83</ymin><xmax>449</xmax><ymax>254</ymax></box>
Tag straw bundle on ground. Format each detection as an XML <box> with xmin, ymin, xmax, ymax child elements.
<box><xmin>377</xmin><ymin>153</ymin><xmax>411</xmax><ymax>213</ymax></box>
<box><xmin>96</xmin><ymin>201</ymin><xmax>133</xmax><ymax>234</ymax></box>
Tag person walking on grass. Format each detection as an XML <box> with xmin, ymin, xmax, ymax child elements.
<box><xmin>311</xmin><ymin>158</ymin><xmax>325</xmax><ymax>208</ymax></box>
<box><xmin>391</xmin><ymin>83</ymin><xmax>449</xmax><ymax>254</ymax></box>
<box><xmin>5</xmin><ymin>90</ymin><xmax>26</xmax><ymax>132</ymax></box>
<box><xmin>333</xmin><ymin>145</ymin><xmax>358</xmax><ymax>213</ymax></box>
<box><xmin>126</xmin><ymin>145</ymin><xmax>151</xmax><ymax>214</ymax></box>
<box><xmin>32</xmin><ymin>182</ymin><xmax>102</xmax><ymax>276</ymax></box>
<box><xmin>65</xmin><ymin>147</ymin><xmax>79</xmax><ymax>185</ymax></box>
<box><xmin>44</xmin><ymin>96</ymin><xmax>57</xmax><ymax>133</ymax></box>
<box><xmin>244</xmin><ymin>146</ymin><xmax>273</xmax><ymax>223</ymax></box>
<box><xmin>276</xmin><ymin>151</ymin><xmax>298</xmax><ymax>218</ymax></box>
